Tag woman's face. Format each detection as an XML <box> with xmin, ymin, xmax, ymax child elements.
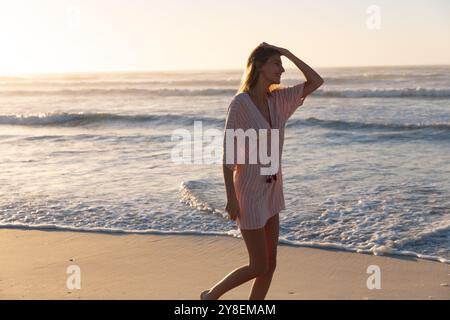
<box><xmin>260</xmin><ymin>54</ymin><xmax>285</xmax><ymax>84</ymax></box>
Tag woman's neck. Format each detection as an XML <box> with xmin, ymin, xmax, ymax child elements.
<box><xmin>249</xmin><ymin>81</ymin><xmax>270</xmax><ymax>103</ymax></box>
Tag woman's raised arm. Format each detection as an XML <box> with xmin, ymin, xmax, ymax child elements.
<box><xmin>260</xmin><ymin>42</ymin><xmax>324</xmax><ymax>98</ymax></box>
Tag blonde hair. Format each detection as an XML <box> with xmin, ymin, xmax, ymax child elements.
<box><xmin>237</xmin><ymin>45</ymin><xmax>283</xmax><ymax>97</ymax></box>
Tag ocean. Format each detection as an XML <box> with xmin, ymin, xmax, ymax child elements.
<box><xmin>0</xmin><ymin>65</ymin><xmax>449</xmax><ymax>263</ymax></box>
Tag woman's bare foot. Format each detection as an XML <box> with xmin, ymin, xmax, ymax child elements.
<box><xmin>200</xmin><ymin>289</ymin><xmax>211</xmax><ymax>300</ymax></box>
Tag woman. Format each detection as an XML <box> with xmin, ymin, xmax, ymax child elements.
<box><xmin>201</xmin><ymin>42</ymin><xmax>324</xmax><ymax>300</ymax></box>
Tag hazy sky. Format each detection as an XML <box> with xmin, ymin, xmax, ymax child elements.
<box><xmin>1</xmin><ymin>0</ymin><xmax>449</xmax><ymax>74</ymax></box>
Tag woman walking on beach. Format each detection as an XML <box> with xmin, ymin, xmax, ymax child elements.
<box><xmin>201</xmin><ymin>42</ymin><xmax>324</xmax><ymax>300</ymax></box>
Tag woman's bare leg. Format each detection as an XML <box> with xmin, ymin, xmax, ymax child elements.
<box><xmin>249</xmin><ymin>213</ymin><xmax>279</xmax><ymax>300</ymax></box>
<box><xmin>203</xmin><ymin>226</ymin><xmax>269</xmax><ymax>300</ymax></box>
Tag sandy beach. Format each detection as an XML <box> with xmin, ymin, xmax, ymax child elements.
<box><xmin>0</xmin><ymin>229</ymin><xmax>448</xmax><ymax>300</ymax></box>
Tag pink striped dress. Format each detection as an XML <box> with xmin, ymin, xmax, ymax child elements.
<box><xmin>222</xmin><ymin>82</ymin><xmax>306</xmax><ymax>230</ymax></box>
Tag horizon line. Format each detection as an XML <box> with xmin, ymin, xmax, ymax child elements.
<box><xmin>1</xmin><ymin>63</ymin><xmax>449</xmax><ymax>77</ymax></box>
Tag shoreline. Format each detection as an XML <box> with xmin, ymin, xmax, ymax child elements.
<box><xmin>0</xmin><ymin>224</ymin><xmax>448</xmax><ymax>265</ymax></box>
<box><xmin>0</xmin><ymin>229</ymin><xmax>449</xmax><ymax>299</ymax></box>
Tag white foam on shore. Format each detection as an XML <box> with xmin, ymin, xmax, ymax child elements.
<box><xmin>1</xmin><ymin>222</ymin><xmax>448</xmax><ymax>264</ymax></box>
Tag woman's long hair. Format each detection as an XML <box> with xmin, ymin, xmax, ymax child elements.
<box><xmin>237</xmin><ymin>45</ymin><xmax>283</xmax><ymax>97</ymax></box>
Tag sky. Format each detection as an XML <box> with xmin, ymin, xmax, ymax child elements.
<box><xmin>0</xmin><ymin>0</ymin><xmax>449</xmax><ymax>74</ymax></box>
